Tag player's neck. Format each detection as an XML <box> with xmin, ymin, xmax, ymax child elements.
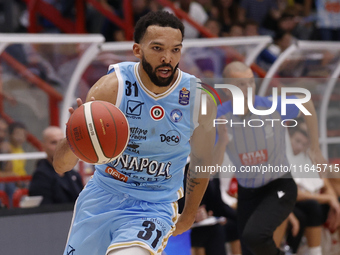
<box><xmin>138</xmin><ymin>64</ymin><xmax>178</xmax><ymax>94</ymax></box>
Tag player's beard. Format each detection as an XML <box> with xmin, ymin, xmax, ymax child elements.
<box><xmin>141</xmin><ymin>55</ymin><xmax>178</xmax><ymax>87</ymax></box>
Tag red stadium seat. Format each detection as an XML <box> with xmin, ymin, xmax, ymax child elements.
<box><xmin>12</xmin><ymin>188</ymin><xmax>29</xmax><ymax>208</ymax></box>
<box><xmin>0</xmin><ymin>190</ymin><xmax>9</xmax><ymax>208</ymax></box>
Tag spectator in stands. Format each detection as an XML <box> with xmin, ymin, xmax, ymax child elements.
<box><xmin>29</xmin><ymin>126</ymin><xmax>83</xmax><ymax>205</ymax></box>
<box><xmin>0</xmin><ymin>118</ymin><xmax>11</xmax><ymax>208</ymax></box>
<box><xmin>244</xmin><ymin>19</ymin><xmax>259</xmax><ymax>36</ymax></box>
<box><xmin>102</xmin><ymin>0</ymin><xmax>151</xmax><ymax>41</ymax></box>
<box><xmin>0</xmin><ymin>118</ymin><xmax>11</xmax><ymax>174</ymax></box>
<box><xmin>277</xmin><ymin>12</ymin><xmax>297</xmax><ymax>33</ymax></box>
<box><xmin>211</xmin><ymin>0</ymin><xmax>240</xmax><ymax>36</ymax></box>
<box><xmin>149</xmin><ymin>0</ymin><xmax>162</xmax><ymax>12</ymax></box>
<box><xmin>0</xmin><ymin>120</ymin><xmax>18</xmax><ymax>208</ymax></box>
<box><xmin>314</xmin><ymin>0</ymin><xmax>340</xmax><ymax>41</ymax></box>
<box><xmin>228</xmin><ymin>22</ymin><xmax>244</xmax><ymax>37</ymax></box>
<box><xmin>238</xmin><ymin>0</ymin><xmax>281</xmax><ymax>35</ymax></box>
<box><xmin>286</xmin><ymin>124</ymin><xmax>340</xmax><ymax>255</ymax></box>
<box><xmin>267</xmin><ymin>30</ymin><xmax>294</xmax><ymax>58</ymax></box>
<box><xmin>196</xmin><ymin>0</ymin><xmax>213</xmax><ymax>12</ymax></box>
<box><xmin>85</xmin><ymin>1</ymin><xmax>113</xmax><ymax>34</ymax></box>
<box><xmin>292</xmin><ymin>0</ymin><xmax>313</xmax><ymax>17</ymax></box>
<box><xmin>203</xmin><ymin>18</ymin><xmax>222</xmax><ymax>37</ymax></box>
<box><xmin>243</xmin><ymin>20</ymin><xmax>278</xmax><ymax>71</ymax></box>
<box><xmin>180</xmin><ymin>18</ymin><xmax>226</xmax><ymax>78</ymax></box>
<box><xmin>275</xmin><ymin>8</ymin><xmax>313</xmax><ymax>40</ymax></box>
<box><xmin>8</xmin><ymin>122</ymin><xmax>27</xmax><ymax>177</ymax></box>
<box><xmin>164</xmin><ymin>0</ymin><xmax>209</xmax><ymax>38</ymax></box>
<box><xmin>4</xmin><ymin>44</ymin><xmax>64</xmax><ymax>90</ymax></box>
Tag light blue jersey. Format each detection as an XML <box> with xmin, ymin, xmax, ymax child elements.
<box><xmin>63</xmin><ymin>62</ymin><xmax>200</xmax><ymax>255</ymax></box>
<box><xmin>93</xmin><ymin>62</ymin><xmax>199</xmax><ymax>203</ymax></box>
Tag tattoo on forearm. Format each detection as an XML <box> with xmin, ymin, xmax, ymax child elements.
<box><xmin>186</xmin><ymin>167</ymin><xmax>201</xmax><ymax>195</ymax></box>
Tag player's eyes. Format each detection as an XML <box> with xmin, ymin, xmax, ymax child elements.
<box><xmin>173</xmin><ymin>48</ymin><xmax>180</xmax><ymax>53</ymax></box>
<box><xmin>153</xmin><ymin>46</ymin><xmax>161</xmax><ymax>51</ymax></box>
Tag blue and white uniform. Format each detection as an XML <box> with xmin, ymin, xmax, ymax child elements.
<box><xmin>217</xmin><ymin>95</ymin><xmax>300</xmax><ymax>188</ymax></box>
<box><xmin>217</xmin><ymin>95</ymin><xmax>300</xmax><ymax>255</ymax></box>
<box><xmin>64</xmin><ymin>62</ymin><xmax>200</xmax><ymax>255</ymax></box>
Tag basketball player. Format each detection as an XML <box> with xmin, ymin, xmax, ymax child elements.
<box><xmin>213</xmin><ymin>61</ymin><xmax>326</xmax><ymax>255</ymax></box>
<box><xmin>53</xmin><ymin>11</ymin><xmax>216</xmax><ymax>255</ymax></box>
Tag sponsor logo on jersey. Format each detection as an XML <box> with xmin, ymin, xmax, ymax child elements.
<box><xmin>126</xmin><ymin>100</ymin><xmax>144</xmax><ymax>118</ymax></box>
<box><xmin>126</xmin><ymin>141</ymin><xmax>140</xmax><ymax>154</ymax></box>
<box><xmin>67</xmin><ymin>245</ymin><xmax>75</xmax><ymax>255</ymax></box>
<box><xmin>170</xmin><ymin>109</ymin><xmax>183</xmax><ymax>123</ymax></box>
<box><xmin>239</xmin><ymin>149</ymin><xmax>268</xmax><ymax>165</ymax></box>
<box><xmin>130</xmin><ymin>127</ymin><xmax>148</xmax><ymax>140</ymax></box>
<box><xmin>150</xmin><ymin>105</ymin><xmax>165</xmax><ymax>121</ymax></box>
<box><xmin>179</xmin><ymin>87</ymin><xmax>190</xmax><ymax>105</ymax></box>
<box><xmin>105</xmin><ymin>166</ymin><xmax>129</xmax><ymax>182</ymax></box>
<box><xmin>160</xmin><ymin>130</ymin><xmax>181</xmax><ymax>146</ymax></box>
<box><xmin>113</xmin><ymin>154</ymin><xmax>172</xmax><ymax>179</ymax></box>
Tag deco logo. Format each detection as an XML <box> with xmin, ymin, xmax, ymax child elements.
<box><xmin>160</xmin><ymin>130</ymin><xmax>181</xmax><ymax>146</ymax></box>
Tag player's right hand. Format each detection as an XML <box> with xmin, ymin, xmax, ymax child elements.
<box><xmin>172</xmin><ymin>213</ymin><xmax>195</xmax><ymax>237</ymax></box>
<box><xmin>68</xmin><ymin>97</ymin><xmax>95</xmax><ymax>115</ymax></box>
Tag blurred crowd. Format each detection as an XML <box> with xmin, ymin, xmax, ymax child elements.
<box><xmin>0</xmin><ymin>118</ymin><xmax>84</xmax><ymax>209</ymax></box>
<box><xmin>7</xmin><ymin>0</ymin><xmax>340</xmax><ymax>43</ymax></box>
<box><xmin>5</xmin><ymin>0</ymin><xmax>338</xmax><ymax>78</ymax></box>
<box><xmin>2</xmin><ymin>1</ymin><xmax>337</xmax><ymax>79</ymax></box>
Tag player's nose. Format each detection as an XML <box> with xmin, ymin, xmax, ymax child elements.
<box><xmin>161</xmin><ymin>51</ymin><xmax>172</xmax><ymax>64</ymax></box>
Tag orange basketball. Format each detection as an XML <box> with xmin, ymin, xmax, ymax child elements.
<box><xmin>66</xmin><ymin>101</ymin><xmax>130</xmax><ymax>164</ymax></box>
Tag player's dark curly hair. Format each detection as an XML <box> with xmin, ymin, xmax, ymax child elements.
<box><xmin>134</xmin><ymin>11</ymin><xmax>185</xmax><ymax>43</ymax></box>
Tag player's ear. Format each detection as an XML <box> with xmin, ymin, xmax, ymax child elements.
<box><xmin>133</xmin><ymin>43</ymin><xmax>142</xmax><ymax>59</ymax></box>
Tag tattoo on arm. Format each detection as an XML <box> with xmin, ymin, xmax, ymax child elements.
<box><xmin>186</xmin><ymin>167</ymin><xmax>201</xmax><ymax>195</ymax></box>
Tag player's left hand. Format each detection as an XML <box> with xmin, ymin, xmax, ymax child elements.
<box><xmin>172</xmin><ymin>213</ymin><xmax>195</xmax><ymax>236</ymax></box>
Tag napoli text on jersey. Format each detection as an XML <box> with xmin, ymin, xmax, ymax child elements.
<box><xmin>93</xmin><ymin>62</ymin><xmax>198</xmax><ymax>203</ymax></box>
